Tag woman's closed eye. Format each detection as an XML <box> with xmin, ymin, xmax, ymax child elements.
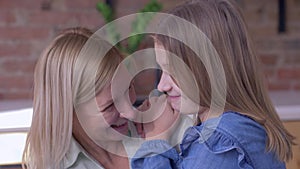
<box><xmin>100</xmin><ymin>103</ymin><xmax>114</xmax><ymax>113</ymax></box>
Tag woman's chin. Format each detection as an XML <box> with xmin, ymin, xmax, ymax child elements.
<box><xmin>111</xmin><ymin>122</ymin><xmax>128</xmax><ymax>134</ymax></box>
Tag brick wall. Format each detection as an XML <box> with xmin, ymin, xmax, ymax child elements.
<box><xmin>0</xmin><ymin>0</ymin><xmax>299</xmax><ymax>100</ymax></box>
<box><xmin>241</xmin><ymin>0</ymin><xmax>300</xmax><ymax>91</ymax></box>
<box><xmin>0</xmin><ymin>0</ymin><xmax>104</xmax><ymax>100</ymax></box>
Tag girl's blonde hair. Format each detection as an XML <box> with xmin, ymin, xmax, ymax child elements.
<box><xmin>22</xmin><ymin>27</ymin><xmax>122</xmax><ymax>169</ymax></box>
<box><xmin>155</xmin><ymin>0</ymin><xmax>295</xmax><ymax>162</ymax></box>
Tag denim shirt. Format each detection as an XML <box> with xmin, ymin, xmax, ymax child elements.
<box><xmin>131</xmin><ymin>112</ymin><xmax>286</xmax><ymax>169</ymax></box>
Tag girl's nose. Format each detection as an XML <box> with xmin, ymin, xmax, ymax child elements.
<box><xmin>157</xmin><ymin>72</ymin><xmax>172</xmax><ymax>93</ymax></box>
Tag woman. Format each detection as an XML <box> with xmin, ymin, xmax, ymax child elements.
<box><xmin>22</xmin><ymin>27</ymin><xmax>138</xmax><ymax>169</ymax></box>
<box><xmin>132</xmin><ymin>0</ymin><xmax>295</xmax><ymax>168</ymax></box>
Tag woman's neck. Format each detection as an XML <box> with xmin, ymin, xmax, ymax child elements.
<box><xmin>82</xmin><ymin>137</ymin><xmax>128</xmax><ymax>167</ymax></box>
<box><xmin>72</xmin><ymin>114</ymin><xmax>130</xmax><ymax>169</ymax></box>
<box><xmin>73</xmin><ymin>132</ymin><xmax>130</xmax><ymax>169</ymax></box>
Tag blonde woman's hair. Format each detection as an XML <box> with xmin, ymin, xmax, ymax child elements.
<box><xmin>22</xmin><ymin>27</ymin><xmax>122</xmax><ymax>169</ymax></box>
<box><xmin>155</xmin><ymin>0</ymin><xmax>295</xmax><ymax>162</ymax></box>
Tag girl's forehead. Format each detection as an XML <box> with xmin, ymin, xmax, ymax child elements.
<box><xmin>155</xmin><ymin>43</ymin><xmax>168</xmax><ymax>62</ymax></box>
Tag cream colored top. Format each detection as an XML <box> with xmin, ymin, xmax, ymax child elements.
<box><xmin>63</xmin><ymin>122</ymin><xmax>142</xmax><ymax>169</ymax></box>
<box><xmin>63</xmin><ymin>115</ymin><xmax>193</xmax><ymax>168</ymax></box>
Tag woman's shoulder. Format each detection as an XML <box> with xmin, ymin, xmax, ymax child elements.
<box><xmin>64</xmin><ymin>137</ymin><xmax>104</xmax><ymax>169</ymax></box>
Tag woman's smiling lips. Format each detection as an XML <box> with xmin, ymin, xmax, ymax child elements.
<box><xmin>111</xmin><ymin>122</ymin><xmax>128</xmax><ymax>133</ymax></box>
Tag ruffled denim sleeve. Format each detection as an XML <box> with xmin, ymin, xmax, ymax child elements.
<box><xmin>178</xmin><ymin>129</ymin><xmax>254</xmax><ymax>169</ymax></box>
<box><xmin>131</xmin><ymin>112</ymin><xmax>284</xmax><ymax>169</ymax></box>
<box><xmin>131</xmin><ymin>140</ymin><xmax>181</xmax><ymax>169</ymax></box>
<box><xmin>131</xmin><ymin>130</ymin><xmax>254</xmax><ymax>169</ymax></box>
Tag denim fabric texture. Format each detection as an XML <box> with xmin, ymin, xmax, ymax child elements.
<box><xmin>131</xmin><ymin>112</ymin><xmax>286</xmax><ymax>169</ymax></box>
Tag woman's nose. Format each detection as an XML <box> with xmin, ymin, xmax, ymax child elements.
<box><xmin>119</xmin><ymin>106</ymin><xmax>136</xmax><ymax>120</ymax></box>
<box><xmin>157</xmin><ymin>72</ymin><xmax>172</xmax><ymax>93</ymax></box>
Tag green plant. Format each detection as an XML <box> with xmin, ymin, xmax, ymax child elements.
<box><xmin>96</xmin><ymin>0</ymin><xmax>163</xmax><ymax>54</ymax></box>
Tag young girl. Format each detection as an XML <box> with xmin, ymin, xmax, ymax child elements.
<box><xmin>132</xmin><ymin>0</ymin><xmax>295</xmax><ymax>168</ymax></box>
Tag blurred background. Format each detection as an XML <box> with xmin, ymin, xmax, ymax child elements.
<box><xmin>0</xmin><ymin>0</ymin><xmax>299</xmax><ymax>168</ymax></box>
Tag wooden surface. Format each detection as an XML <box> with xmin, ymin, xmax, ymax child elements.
<box><xmin>284</xmin><ymin>121</ymin><xmax>300</xmax><ymax>169</ymax></box>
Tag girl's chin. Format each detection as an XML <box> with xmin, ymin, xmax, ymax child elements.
<box><xmin>168</xmin><ymin>96</ymin><xmax>181</xmax><ymax>111</ymax></box>
<box><xmin>170</xmin><ymin>103</ymin><xmax>180</xmax><ymax>112</ymax></box>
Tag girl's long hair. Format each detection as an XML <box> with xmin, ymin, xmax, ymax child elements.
<box><xmin>156</xmin><ymin>0</ymin><xmax>295</xmax><ymax>162</ymax></box>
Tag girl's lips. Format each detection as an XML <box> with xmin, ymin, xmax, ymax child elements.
<box><xmin>167</xmin><ymin>95</ymin><xmax>180</xmax><ymax>101</ymax></box>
